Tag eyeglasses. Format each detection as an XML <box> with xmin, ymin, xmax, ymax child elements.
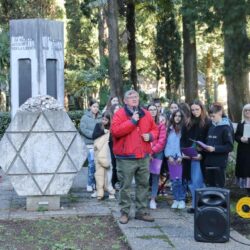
<box><xmin>127</xmin><ymin>95</ymin><xmax>139</xmax><ymax>99</ymax></box>
<box><xmin>149</xmin><ymin>109</ymin><xmax>157</xmax><ymax>111</ymax></box>
<box><xmin>174</xmin><ymin>115</ymin><xmax>182</xmax><ymax>117</ymax></box>
<box><xmin>244</xmin><ymin>109</ymin><xmax>250</xmax><ymax>112</ymax></box>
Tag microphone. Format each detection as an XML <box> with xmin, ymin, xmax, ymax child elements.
<box><xmin>133</xmin><ymin>107</ymin><xmax>138</xmax><ymax>112</ymax></box>
<box><xmin>132</xmin><ymin>106</ymin><xmax>139</xmax><ymax>121</ymax></box>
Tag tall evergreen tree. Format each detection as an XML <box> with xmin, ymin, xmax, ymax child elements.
<box><xmin>181</xmin><ymin>0</ymin><xmax>198</xmax><ymax>103</ymax></box>
<box><xmin>107</xmin><ymin>0</ymin><xmax>123</xmax><ymax>100</ymax></box>
<box><xmin>196</xmin><ymin>0</ymin><xmax>250</xmax><ymax>121</ymax></box>
<box><xmin>155</xmin><ymin>0</ymin><xmax>181</xmax><ymax>100</ymax></box>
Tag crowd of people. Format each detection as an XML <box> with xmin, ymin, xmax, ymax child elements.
<box><xmin>79</xmin><ymin>90</ymin><xmax>250</xmax><ymax>224</ymax></box>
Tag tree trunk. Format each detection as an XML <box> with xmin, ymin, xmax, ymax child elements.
<box><xmin>107</xmin><ymin>0</ymin><xmax>123</xmax><ymax>101</ymax></box>
<box><xmin>182</xmin><ymin>9</ymin><xmax>198</xmax><ymax>104</ymax></box>
<box><xmin>224</xmin><ymin>36</ymin><xmax>249</xmax><ymax>122</ymax></box>
<box><xmin>98</xmin><ymin>7</ymin><xmax>108</xmax><ymax>60</ymax></box>
<box><xmin>205</xmin><ymin>47</ymin><xmax>213</xmax><ymax>107</ymax></box>
<box><xmin>126</xmin><ymin>0</ymin><xmax>137</xmax><ymax>91</ymax></box>
<box><xmin>223</xmin><ymin>0</ymin><xmax>250</xmax><ymax>122</ymax></box>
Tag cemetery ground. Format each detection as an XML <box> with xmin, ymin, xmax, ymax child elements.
<box><xmin>0</xmin><ymin>216</ymin><xmax>129</xmax><ymax>250</ymax></box>
<box><xmin>1</xmin><ymin>167</ymin><xmax>250</xmax><ymax>249</ymax></box>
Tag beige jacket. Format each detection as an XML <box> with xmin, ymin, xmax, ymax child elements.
<box><xmin>94</xmin><ymin>132</ymin><xmax>111</xmax><ymax>168</ymax></box>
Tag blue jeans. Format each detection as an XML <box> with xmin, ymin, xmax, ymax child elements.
<box><xmin>188</xmin><ymin>160</ymin><xmax>204</xmax><ymax>207</ymax></box>
<box><xmin>172</xmin><ymin>179</ymin><xmax>185</xmax><ymax>201</ymax></box>
<box><xmin>151</xmin><ymin>174</ymin><xmax>160</xmax><ymax>198</ymax></box>
<box><xmin>87</xmin><ymin>148</ymin><xmax>96</xmax><ymax>187</ymax></box>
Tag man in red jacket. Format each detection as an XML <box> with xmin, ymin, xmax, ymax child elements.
<box><xmin>111</xmin><ymin>90</ymin><xmax>158</xmax><ymax>224</ymax></box>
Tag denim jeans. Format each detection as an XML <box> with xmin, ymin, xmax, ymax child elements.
<box><xmin>87</xmin><ymin>148</ymin><xmax>96</xmax><ymax>187</ymax></box>
<box><xmin>151</xmin><ymin>174</ymin><xmax>160</xmax><ymax>198</ymax></box>
<box><xmin>188</xmin><ymin>160</ymin><xmax>204</xmax><ymax>207</ymax></box>
<box><xmin>172</xmin><ymin>179</ymin><xmax>186</xmax><ymax>201</ymax></box>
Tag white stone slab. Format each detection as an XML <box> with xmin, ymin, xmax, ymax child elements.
<box><xmin>8</xmin><ymin>156</ymin><xmax>29</xmax><ymax>175</ymax></box>
<box><xmin>10</xmin><ymin>176</ymin><xmax>42</xmax><ymax>196</ymax></box>
<box><xmin>7</xmin><ymin>111</ymin><xmax>39</xmax><ymax>132</ymax></box>
<box><xmin>0</xmin><ymin>109</ymin><xmax>87</xmax><ymax>198</ymax></box>
<box><xmin>32</xmin><ymin>113</ymin><xmax>52</xmax><ymax>131</ymax></box>
<box><xmin>57</xmin><ymin>155</ymin><xmax>78</xmax><ymax>173</ymax></box>
<box><xmin>33</xmin><ymin>174</ymin><xmax>53</xmax><ymax>193</ymax></box>
<box><xmin>56</xmin><ymin>132</ymin><xmax>76</xmax><ymax>150</ymax></box>
<box><xmin>45</xmin><ymin>174</ymin><xmax>75</xmax><ymax>195</ymax></box>
<box><xmin>0</xmin><ymin>134</ymin><xmax>17</xmax><ymax>172</ymax></box>
<box><xmin>44</xmin><ymin>110</ymin><xmax>76</xmax><ymax>131</ymax></box>
<box><xmin>7</xmin><ymin>133</ymin><xmax>28</xmax><ymax>151</ymax></box>
<box><xmin>20</xmin><ymin>133</ymin><xmax>64</xmax><ymax>173</ymax></box>
<box><xmin>68</xmin><ymin>134</ymin><xmax>87</xmax><ymax>171</ymax></box>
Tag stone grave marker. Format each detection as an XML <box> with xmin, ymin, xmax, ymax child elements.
<box><xmin>0</xmin><ymin>96</ymin><xmax>87</xmax><ymax>210</ymax></box>
<box><xmin>10</xmin><ymin>19</ymin><xmax>64</xmax><ymax>117</ymax></box>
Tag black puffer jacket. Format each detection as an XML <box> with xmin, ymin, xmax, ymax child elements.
<box><xmin>204</xmin><ymin>118</ymin><xmax>234</xmax><ymax>169</ymax></box>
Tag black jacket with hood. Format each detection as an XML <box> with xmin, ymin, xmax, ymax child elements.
<box><xmin>204</xmin><ymin>118</ymin><xmax>234</xmax><ymax>169</ymax></box>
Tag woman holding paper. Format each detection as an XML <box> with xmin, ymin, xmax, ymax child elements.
<box><xmin>235</xmin><ymin>104</ymin><xmax>250</xmax><ymax>195</ymax></box>
<box><xmin>180</xmin><ymin>100</ymin><xmax>211</xmax><ymax>213</ymax></box>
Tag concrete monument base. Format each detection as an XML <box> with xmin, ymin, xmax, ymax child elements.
<box><xmin>26</xmin><ymin>196</ymin><xmax>60</xmax><ymax>211</ymax></box>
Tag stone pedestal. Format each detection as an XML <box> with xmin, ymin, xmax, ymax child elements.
<box><xmin>27</xmin><ymin>196</ymin><xmax>60</xmax><ymax>211</ymax></box>
<box><xmin>0</xmin><ymin>96</ymin><xmax>87</xmax><ymax>210</ymax></box>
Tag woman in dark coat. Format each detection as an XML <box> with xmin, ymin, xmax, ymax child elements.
<box><xmin>180</xmin><ymin>100</ymin><xmax>211</xmax><ymax>213</ymax></box>
<box><xmin>235</xmin><ymin>103</ymin><xmax>250</xmax><ymax>195</ymax></box>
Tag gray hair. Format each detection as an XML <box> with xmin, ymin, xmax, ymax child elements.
<box><xmin>124</xmin><ymin>90</ymin><xmax>139</xmax><ymax>99</ymax></box>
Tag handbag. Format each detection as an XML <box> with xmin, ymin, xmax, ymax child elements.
<box><xmin>149</xmin><ymin>158</ymin><xmax>162</xmax><ymax>175</ymax></box>
<box><xmin>168</xmin><ymin>161</ymin><xmax>182</xmax><ymax>179</ymax></box>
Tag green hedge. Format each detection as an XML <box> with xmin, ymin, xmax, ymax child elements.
<box><xmin>67</xmin><ymin>110</ymin><xmax>84</xmax><ymax>129</ymax></box>
<box><xmin>0</xmin><ymin>110</ymin><xmax>85</xmax><ymax>139</ymax></box>
<box><xmin>0</xmin><ymin>112</ymin><xmax>11</xmax><ymax>139</ymax></box>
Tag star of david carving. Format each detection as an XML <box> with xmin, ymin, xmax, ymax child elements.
<box><xmin>0</xmin><ymin>110</ymin><xmax>87</xmax><ymax>196</ymax></box>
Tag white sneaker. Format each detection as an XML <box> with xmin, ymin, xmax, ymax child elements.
<box><xmin>177</xmin><ymin>200</ymin><xmax>186</xmax><ymax>209</ymax></box>
<box><xmin>87</xmin><ymin>185</ymin><xmax>93</xmax><ymax>192</ymax></box>
<box><xmin>91</xmin><ymin>191</ymin><xmax>97</xmax><ymax>198</ymax></box>
<box><xmin>171</xmin><ymin>200</ymin><xmax>179</xmax><ymax>209</ymax></box>
<box><xmin>114</xmin><ymin>183</ymin><xmax>121</xmax><ymax>190</ymax></box>
<box><xmin>149</xmin><ymin>199</ymin><xmax>157</xmax><ymax>209</ymax></box>
<box><xmin>109</xmin><ymin>194</ymin><xmax>116</xmax><ymax>200</ymax></box>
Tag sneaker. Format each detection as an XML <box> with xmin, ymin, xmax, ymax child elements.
<box><xmin>149</xmin><ymin>199</ymin><xmax>157</xmax><ymax>210</ymax></box>
<box><xmin>91</xmin><ymin>191</ymin><xmax>97</xmax><ymax>198</ymax></box>
<box><xmin>114</xmin><ymin>182</ymin><xmax>121</xmax><ymax>190</ymax></box>
<box><xmin>119</xmin><ymin>213</ymin><xmax>129</xmax><ymax>224</ymax></box>
<box><xmin>178</xmin><ymin>201</ymin><xmax>186</xmax><ymax>209</ymax></box>
<box><xmin>109</xmin><ymin>194</ymin><xmax>116</xmax><ymax>200</ymax></box>
<box><xmin>135</xmin><ymin>212</ymin><xmax>155</xmax><ymax>222</ymax></box>
<box><xmin>86</xmin><ymin>185</ymin><xmax>93</xmax><ymax>192</ymax></box>
<box><xmin>171</xmin><ymin>200</ymin><xmax>179</xmax><ymax>209</ymax></box>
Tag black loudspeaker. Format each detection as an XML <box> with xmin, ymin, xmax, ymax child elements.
<box><xmin>194</xmin><ymin>187</ymin><xmax>230</xmax><ymax>243</ymax></box>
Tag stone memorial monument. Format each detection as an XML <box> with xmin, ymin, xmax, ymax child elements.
<box><xmin>10</xmin><ymin>19</ymin><xmax>64</xmax><ymax>117</ymax></box>
<box><xmin>0</xmin><ymin>96</ymin><xmax>87</xmax><ymax>210</ymax></box>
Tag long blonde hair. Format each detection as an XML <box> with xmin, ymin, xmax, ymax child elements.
<box><xmin>242</xmin><ymin>103</ymin><xmax>250</xmax><ymax>122</ymax></box>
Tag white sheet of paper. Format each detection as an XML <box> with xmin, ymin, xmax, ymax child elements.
<box><xmin>243</xmin><ymin>124</ymin><xmax>250</xmax><ymax>138</ymax></box>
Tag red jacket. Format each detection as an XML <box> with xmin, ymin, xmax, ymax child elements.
<box><xmin>111</xmin><ymin>106</ymin><xmax>158</xmax><ymax>158</ymax></box>
<box><xmin>151</xmin><ymin>123</ymin><xmax>167</xmax><ymax>154</ymax></box>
